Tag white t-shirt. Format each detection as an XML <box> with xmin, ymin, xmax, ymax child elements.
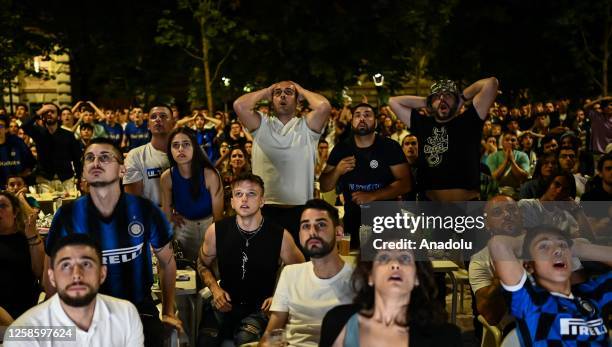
<box><xmin>251</xmin><ymin>115</ymin><xmax>320</xmax><ymax>205</ymax></box>
<box><xmin>270</xmin><ymin>261</ymin><xmax>354</xmax><ymax>347</ymax></box>
<box><xmin>4</xmin><ymin>293</ymin><xmax>143</xmax><ymax>347</ymax></box>
<box><xmin>123</xmin><ymin>143</ymin><xmax>169</xmax><ymax>206</ymax></box>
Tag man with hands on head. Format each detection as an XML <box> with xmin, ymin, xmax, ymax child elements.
<box><xmin>22</xmin><ymin>102</ymin><xmax>82</xmax><ymax>194</ymax></box>
<box><xmin>389</xmin><ymin>77</ymin><xmax>499</xmax><ymax>201</ymax></box>
<box><xmin>489</xmin><ymin>226</ymin><xmax>612</xmax><ymax>346</ymax></box>
<box><xmin>233</xmin><ymin>81</ymin><xmax>331</xmax><ymax>244</ymax></box>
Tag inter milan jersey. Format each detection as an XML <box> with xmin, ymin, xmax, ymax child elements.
<box><xmin>125</xmin><ymin>121</ymin><xmax>150</xmax><ymax>151</ymax></box>
<box><xmin>102</xmin><ymin>122</ymin><xmax>124</xmax><ymax>147</ymax></box>
<box><xmin>45</xmin><ymin>193</ymin><xmax>173</xmax><ymax>305</ymax></box>
<box><xmin>504</xmin><ymin>271</ymin><xmax>611</xmax><ymax>346</ymax></box>
<box><xmin>0</xmin><ymin>135</ymin><xmax>35</xmax><ymax>188</ymax></box>
<box><xmin>196</xmin><ymin>127</ymin><xmax>218</xmax><ymax>163</ymax></box>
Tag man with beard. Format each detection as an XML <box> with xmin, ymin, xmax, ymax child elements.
<box><xmin>389</xmin><ymin>78</ymin><xmax>499</xmax><ymax>201</ymax></box>
<box><xmin>469</xmin><ymin>195</ymin><xmax>525</xmax><ymax>332</ymax></box>
<box><xmin>233</xmin><ymin>81</ymin><xmax>331</xmax><ymax>245</ymax></box>
<box><xmin>22</xmin><ymin>103</ymin><xmax>82</xmax><ymax>193</ymax></box>
<box><xmin>320</xmin><ymin>104</ymin><xmax>411</xmax><ymax>248</ymax></box>
<box><xmin>196</xmin><ymin>173</ymin><xmax>304</xmax><ymax>346</ymax></box>
<box><xmin>44</xmin><ymin>138</ymin><xmax>181</xmax><ymax>347</ymax></box>
<box><xmin>5</xmin><ymin>233</ymin><xmax>143</xmax><ymax>346</ymax></box>
<box><xmin>582</xmin><ymin>153</ymin><xmax>612</xmax><ymax>201</ymax></box>
<box><xmin>261</xmin><ymin>199</ymin><xmax>354</xmax><ymax>347</ymax></box>
<box><xmin>123</xmin><ymin>105</ymin><xmax>175</xmax><ymax>206</ymax></box>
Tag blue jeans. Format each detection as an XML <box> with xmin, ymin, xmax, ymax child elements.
<box><xmin>197</xmin><ymin>300</ymin><xmax>268</xmax><ymax>347</ymax></box>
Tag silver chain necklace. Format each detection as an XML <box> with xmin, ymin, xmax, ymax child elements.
<box><xmin>235</xmin><ymin>217</ymin><xmax>264</xmax><ymax>247</ymax></box>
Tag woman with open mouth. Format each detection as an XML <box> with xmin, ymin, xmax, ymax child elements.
<box><xmin>320</xmin><ymin>242</ymin><xmax>461</xmax><ymax>346</ymax></box>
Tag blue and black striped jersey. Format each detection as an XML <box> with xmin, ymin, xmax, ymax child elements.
<box><xmin>504</xmin><ymin>271</ymin><xmax>611</xmax><ymax>347</ymax></box>
<box><xmin>45</xmin><ymin>193</ymin><xmax>173</xmax><ymax>306</ymax></box>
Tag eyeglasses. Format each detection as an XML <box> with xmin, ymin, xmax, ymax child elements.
<box><xmin>84</xmin><ymin>153</ymin><xmax>118</xmax><ymax>164</ymax></box>
<box><xmin>272</xmin><ymin>88</ymin><xmax>295</xmax><ymax>97</ymax></box>
<box><xmin>403</xmin><ymin>141</ymin><xmax>417</xmax><ymax>146</ymax></box>
<box><xmin>374</xmin><ymin>252</ymin><xmax>413</xmax><ymax>265</ymax></box>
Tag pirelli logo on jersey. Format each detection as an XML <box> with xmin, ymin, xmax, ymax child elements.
<box><xmin>102</xmin><ymin>243</ymin><xmax>144</xmax><ymax>265</ymax></box>
<box><xmin>559</xmin><ymin>318</ymin><xmax>607</xmax><ymax>336</ymax></box>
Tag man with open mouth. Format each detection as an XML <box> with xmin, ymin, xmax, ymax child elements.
<box><xmin>390</xmin><ymin>77</ymin><xmax>499</xmax><ymax>202</ymax></box>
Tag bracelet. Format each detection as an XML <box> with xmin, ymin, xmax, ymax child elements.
<box><xmin>26</xmin><ymin>234</ymin><xmax>40</xmax><ymax>241</ymax></box>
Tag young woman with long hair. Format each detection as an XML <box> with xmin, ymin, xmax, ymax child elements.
<box><xmin>160</xmin><ymin>127</ymin><xmax>224</xmax><ymax>263</ymax></box>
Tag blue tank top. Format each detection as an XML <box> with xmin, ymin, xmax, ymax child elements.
<box><xmin>344</xmin><ymin>313</ymin><xmax>360</xmax><ymax>347</ymax></box>
<box><xmin>171</xmin><ymin>167</ymin><xmax>213</xmax><ymax>220</ymax></box>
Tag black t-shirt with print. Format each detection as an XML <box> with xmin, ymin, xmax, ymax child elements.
<box><xmin>410</xmin><ymin>104</ymin><xmax>484</xmax><ymax>192</ymax></box>
<box><xmin>327</xmin><ymin>135</ymin><xmax>407</xmax><ymax>245</ymax></box>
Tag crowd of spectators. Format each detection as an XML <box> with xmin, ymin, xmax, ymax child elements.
<box><xmin>0</xmin><ymin>78</ymin><xmax>610</xmax><ymax>347</ymax></box>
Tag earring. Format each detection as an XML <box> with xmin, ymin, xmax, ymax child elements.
<box><xmin>415</xmin><ymin>279</ymin><xmax>419</xmax><ymax>286</ymax></box>
<box><xmin>368</xmin><ymin>281</ymin><xmax>373</xmax><ymax>287</ymax></box>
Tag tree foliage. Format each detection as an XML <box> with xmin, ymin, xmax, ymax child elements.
<box><xmin>6</xmin><ymin>0</ymin><xmax>609</xmax><ymax>108</ymax></box>
<box><xmin>155</xmin><ymin>0</ymin><xmax>265</xmax><ymax>110</ymax></box>
<box><xmin>0</xmin><ymin>0</ymin><xmax>59</xmax><ymax>90</ymax></box>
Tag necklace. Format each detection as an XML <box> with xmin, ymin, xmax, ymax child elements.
<box><xmin>236</xmin><ymin>217</ymin><xmax>264</xmax><ymax>247</ymax></box>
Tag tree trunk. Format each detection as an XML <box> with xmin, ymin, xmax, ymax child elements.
<box><xmin>602</xmin><ymin>5</ymin><xmax>610</xmax><ymax>96</ymax></box>
<box><xmin>415</xmin><ymin>61</ymin><xmax>421</xmax><ymax>96</ymax></box>
<box><xmin>414</xmin><ymin>53</ymin><xmax>427</xmax><ymax>96</ymax></box>
<box><xmin>199</xmin><ymin>19</ymin><xmax>214</xmax><ymax>113</ymax></box>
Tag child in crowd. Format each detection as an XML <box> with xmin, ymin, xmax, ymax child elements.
<box><xmin>489</xmin><ymin>225</ymin><xmax>611</xmax><ymax>346</ymax></box>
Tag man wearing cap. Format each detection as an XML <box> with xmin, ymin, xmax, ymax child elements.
<box><xmin>389</xmin><ymin>77</ymin><xmax>499</xmax><ymax>201</ymax></box>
